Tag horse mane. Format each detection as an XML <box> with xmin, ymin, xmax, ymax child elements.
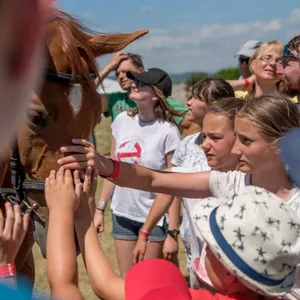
<box><xmin>48</xmin><ymin>8</ymin><xmax>100</xmax><ymax>80</ymax></box>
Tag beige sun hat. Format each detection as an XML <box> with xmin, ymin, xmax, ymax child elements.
<box><xmin>192</xmin><ymin>186</ymin><xmax>300</xmax><ymax>296</ymax></box>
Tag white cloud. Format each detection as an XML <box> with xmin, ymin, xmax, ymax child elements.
<box><xmin>128</xmin><ymin>19</ymin><xmax>283</xmax><ymax>53</ymax></box>
<box><xmin>290</xmin><ymin>9</ymin><xmax>300</xmax><ymax>23</ymax></box>
<box><xmin>141</xmin><ymin>5</ymin><xmax>153</xmax><ymax>12</ymax></box>
<box><xmin>98</xmin><ymin>8</ymin><xmax>300</xmax><ymax>73</ymax></box>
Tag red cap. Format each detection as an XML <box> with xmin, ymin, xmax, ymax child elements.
<box><xmin>125</xmin><ymin>259</ymin><xmax>193</xmax><ymax>300</ymax></box>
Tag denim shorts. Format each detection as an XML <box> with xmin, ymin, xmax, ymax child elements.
<box><xmin>111</xmin><ymin>213</ymin><xmax>168</xmax><ymax>242</ymax></box>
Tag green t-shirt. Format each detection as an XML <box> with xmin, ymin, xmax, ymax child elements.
<box><xmin>104</xmin><ymin>92</ymin><xmax>187</xmax><ymax>124</ymax></box>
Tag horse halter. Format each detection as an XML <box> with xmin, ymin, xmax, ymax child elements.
<box><xmin>0</xmin><ymin>68</ymin><xmax>98</xmax><ymax>226</ymax></box>
<box><xmin>44</xmin><ymin>69</ymin><xmax>97</xmax><ymax>84</ymax></box>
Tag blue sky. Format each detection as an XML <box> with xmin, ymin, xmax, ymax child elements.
<box><xmin>56</xmin><ymin>0</ymin><xmax>300</xmax><ymax>74</ymax></box>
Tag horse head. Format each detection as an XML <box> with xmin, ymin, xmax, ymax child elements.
<box><xmin>0</xmin><ymin>8</ymin><xmax>147</xmax><ymax>260</ymax></box>
<box><xmin>17</xmin><ymin>9</ymin><xmax>147</xmax><ymax>201</ymax></box>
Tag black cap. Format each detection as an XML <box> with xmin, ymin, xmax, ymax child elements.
<box><xmin>127</xmin><ymin>68</ymin><xmax>172</xmax><ymax>97</ymax></box>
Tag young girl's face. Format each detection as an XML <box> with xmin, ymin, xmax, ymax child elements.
<box><xmin>231</xmin><ymin>116</ymin><xmax>278</xmax><ymax>175</ymax></box>
<box><xmin>202</xmin><ymin>113</ymin><xmax>238</xmax><ymax>172</ymax></box>
<box><xmin>205</xmin><ymin>247</ymin><xmax>247</xmax><ymax>294</ymax></box>
<box><xmin>186</xmin><ymin>97</ymin><xmax>208</xmax><ymax>125</ymax></box>
<box><xmin>129</xmin><ymin>81</ymin><xmax>158</xmax><ymax>105</ymax></box>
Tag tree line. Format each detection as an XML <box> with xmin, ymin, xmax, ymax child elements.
<box><xmin>185</xmin><ymin>67</ymin><xmax>240</xmax><ymax>87</ymax></box>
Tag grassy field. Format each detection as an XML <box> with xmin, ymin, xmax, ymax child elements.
<box><xmin>33</xmin><ymin>117</ymin><xmax>188</xmax><ymax>299</ymax></box>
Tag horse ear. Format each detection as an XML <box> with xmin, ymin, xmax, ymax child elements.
<box><xmin>88</xmin><ymin>29</ymin><xmax>148</xmax><ymax>57</ymax></box>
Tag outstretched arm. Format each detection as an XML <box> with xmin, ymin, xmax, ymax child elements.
<box><xmin>226</xmin><ymin>74</ymin><xmax>255</xmax><ymax>91</ymax></box>
<box><xmin>58</xmin><ymin>139</ymin><xmax>212</xmax><ymax>199</ymax></box>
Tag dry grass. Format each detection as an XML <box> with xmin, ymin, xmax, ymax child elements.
<box><xmin>33</xmin><ymin>117</ymin><xmax>188</xmax><ymax>299</ymax></box>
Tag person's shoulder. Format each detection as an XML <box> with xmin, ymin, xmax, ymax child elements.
<box><xmin>210</xmin><ymin>170</ymin><xmax>246</xmax><ymax>188</ymax></box>
<box><xmin>157</xmin><ymin>119</ymin><xmax>179</xmax><ymax>130</ymax></box>
<box><xmin>181</xmin><ymin>132</ymin><xmax>200</xmax><ymax>144</ymax></box>
<box><xmin>113</xmin><ymin>110</ymin><xmax>131</xmax><ymax>124</ymax></box>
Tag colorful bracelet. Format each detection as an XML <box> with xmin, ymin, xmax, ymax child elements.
<box><xmin>139</xmin><ymin>229</ymin><xmax>149</xmax><ymax>239</ymax></box>
<box><xmin>0</xmin><ymin>263</ymin><xmax>16</xmax><ymax>278</ymax></box>
<box><xmin>243</xmin><ymin>77</ymin><xmax>249</xmax><ymax>89</ymax></box>
<box><xmin>101</xmin><ymin>159</ymin><xmax>121</xmax><ymax>180</ymax></box>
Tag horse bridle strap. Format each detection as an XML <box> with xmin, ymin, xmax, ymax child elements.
<box><xmin>0</xmin><ymin>146</ymin><xmax>46</xmax><ymax>226</ymax></box>
<box><xmin>44</xmin><ymin>69</ymin><xmax>97</xmax><ymax>84</ymax></box>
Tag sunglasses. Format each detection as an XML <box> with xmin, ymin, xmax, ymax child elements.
<box><xmin>238</xmin><ymin>57</ymin><xmax>250</xmax><ymax>64</ymax></box>
<box><xmin>133</xmin><ymin>80</ymin><xmax>148</xmax><ymax>88</ymax></box>
<box><xmin>280</xmin><ymin>45</ymin><xmax>300</xmax><ymax>65</ymax></box>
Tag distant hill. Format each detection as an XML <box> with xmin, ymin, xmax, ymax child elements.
<box><xmin>170</xmin><ymin>72</ymin><xmax>216</xmax><ymax>84</ymax></box>
<box><xmin>169</xmin><ymin>72</ymin><xmax>195</xmax><ymax>84</ymax></box>
<box><xmin>108</xmin><ymin>72</ymin><xmax>214</xmax><ymax>84</ymax></box>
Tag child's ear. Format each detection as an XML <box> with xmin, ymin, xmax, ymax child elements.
<box><xmin>152</xmin><ymin>96</ymin><xmax>159</xmax><ymax>102</ymax></box>
<box><xmin>273</xmin><ymin>142</ymin><xmax>281</xmax><ymax>156</ymax></box>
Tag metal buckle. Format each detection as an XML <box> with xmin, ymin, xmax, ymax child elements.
<box><xmin>20</xmin><ymin>201</ymin><xmax>38</xmax><ymax>216</ymax></box>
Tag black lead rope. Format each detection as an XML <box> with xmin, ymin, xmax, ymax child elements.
<box><xmin>44</xmin><ymin>69</ymin><xmax>97</xmax><ymax>84</ymax></box>
<box><xmin>10</xmin><ymin>146</ymin><xmax>24</xmax><ymax>204</ymax></box>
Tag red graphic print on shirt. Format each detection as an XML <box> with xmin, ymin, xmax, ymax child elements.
<box><xmin>116</xmin><ymin>140</ymin><xmax>142</xmax><ymax>164</ymax></box>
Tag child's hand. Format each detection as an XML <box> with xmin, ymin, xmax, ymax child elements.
<box><xmin>0</xmin><ymin>202</ymin><xmax>30</xmax><ymax>266</ymax></box>
<box><xmin>58</xmin><ymin>139</ymin><xmax>98</xmax><ymax>171</ymax></box>
<box><xmin>45</xmin><ymin>168</ymin><xmax>81</xmax><ymax>213</ymax></box>
<box><xmin>74</xmin><ymin>167</ymin><xmax>98</xmax><ymax>220</ymax></box>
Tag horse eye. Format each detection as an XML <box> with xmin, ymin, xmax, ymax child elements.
<box><xmin>28</xmin><ymin>110</ymin><xmax>48</xmax><ymax>128</ymax></box>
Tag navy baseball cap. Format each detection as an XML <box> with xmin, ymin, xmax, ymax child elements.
<box><xmin>280</xmin><ymin>127</ymin><xmax>300</xmax><ymax>187</ymax></box>
<box><xmin>127</xmin><ymin>68</ymin><xmax>172</xmax><ymax>97</ymax></box>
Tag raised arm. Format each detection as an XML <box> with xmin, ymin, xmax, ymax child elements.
<box><xmin>58</xmin><ymin>139</ymin><xmax>212</xmax><ymax>199</ymax></box>
<box><xmin>45</xmin><ymin>169</ymin><xmax>83</xmax><ymax>300</ymax></box>
<box><xmin>94</xmin><ymin>52</ymin><xmax>128</xmax><ymax>87</ymax></box>
<box><xmin>74</xmin><ymin>169</ymin><xmax>125</xmax><ymax>300</ymax></box>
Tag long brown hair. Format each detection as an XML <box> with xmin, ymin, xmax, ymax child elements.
<box><xmin>192</xmin><ymin>78</ymin><xmax>235</xmax><ymax>105</ymax></box>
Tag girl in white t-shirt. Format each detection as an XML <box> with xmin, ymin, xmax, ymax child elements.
<box><xmin>93</xmin><ymin>68</ymin><xmax>181</xmax><ymax>278</ymax></box>
<box><xmin>132</xmin><ymin>79</ymin><xmax>238</xmax><ymax>287</ymax></box>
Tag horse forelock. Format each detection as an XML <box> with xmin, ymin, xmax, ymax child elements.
<box><xmin>47</xmin><ymin>8</ymin><xmax>100</xmax><ymax>83</ymax></box>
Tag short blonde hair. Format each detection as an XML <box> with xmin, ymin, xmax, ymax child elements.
<box><xmin>237</xmin><ymin>92</ymin><xmax>300</xmax><ymax>144</ymax></box>
<box><xmin>249</xmin><ymin>40</ymin><xmax>283</xmax><ymax>73</ymax></box>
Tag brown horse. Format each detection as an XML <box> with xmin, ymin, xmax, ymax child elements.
<box><xmin>0</xmin><ymin>8</ymin><xmax>147</xmax><ymax>285</ymax></box>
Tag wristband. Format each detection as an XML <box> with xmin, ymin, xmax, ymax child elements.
<box><xmin>0</xmin><ymin>263</ymin><xmax>16</xmax><ymax>278</ymax></box>
<box><xmin>139</xmin><ymin>229</ymin><xmax>149</xmax><ymax>238</ymax></box>
<box><xmin>96</xmin><ymin>206</ymin><xmax>105</xmax><ymax>212</ymax></box>
<box><xmin>243</xmin><ymin>77</ymin><xmax>249</xmax><ymax>89</ymax></box>
<box><xmin>101</xmin><ymin>159</ymin><xmax>121</xmax><ymax>180</ymax></box>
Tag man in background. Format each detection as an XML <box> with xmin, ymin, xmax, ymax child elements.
<box><xmin>278</xmin><ymin>35</ymin><xmax>300</xmax><ymax>102</ymax></box>
<box><xmin>235</xmin><ymin>40</ymin><xmax>262</xmax><ymax>79</ymax></box>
